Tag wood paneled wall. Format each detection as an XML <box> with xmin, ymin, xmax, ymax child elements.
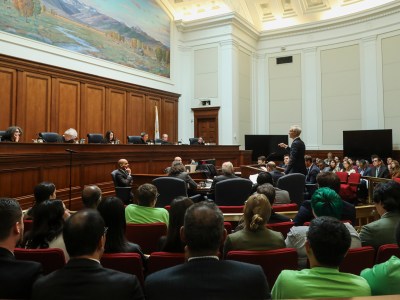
<box><xmin>0</xmin><ymin>54</ymin><xmax>179</xmax><ymax>143</ymax></box>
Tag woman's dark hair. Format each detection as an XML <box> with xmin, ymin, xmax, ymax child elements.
<box><xmin>3</xmin><ymin>126</ymin><xmax>23</xmax><ymax>142</ymax></box>
<box><xmin>105</xmin><ymin>131</ymin><xmax>116</xmax><ymax>143</ymax></box>
<box><xmin>373</xmin><ymin>181</ymin><xmax>400</xmax><ymax>212</ymax></box>
<box><xmin>162</xmin><ymin>196</ymin><xmax>194</xmax><ymax>252</ymax></box>
<box><xmin>34</xmin><ymin>182</ymin><xmax>56</xmax><ymax>204</ymax></box>
<box><xmin>168</xmin><ymin>162</ymin><xmax>185</xmax><ymax>176</ymax></box>
<box><xmin>24</xmin><ymin>200</ymin><xmax>65</xmax><ymax>249</ymax></box>
<box><xmin>97</xmin><ymin>196</ymin><xmax>130</xmax><ymax>253</ymax></box>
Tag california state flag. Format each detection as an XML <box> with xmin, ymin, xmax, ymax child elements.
<box><xmin>155</xmin><ymin>106</ymin><xmax>160</xmax><ymax>140</ymax></box>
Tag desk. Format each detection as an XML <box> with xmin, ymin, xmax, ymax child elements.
<box><xmin>0</xmin><ymin>143</ymin><xmax>251</xmax><ymax>210</ymax></box>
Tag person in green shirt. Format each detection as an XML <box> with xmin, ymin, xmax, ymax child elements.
<box><xmin>272</xmin><ymin>216</ymin><xmax>371</xmax><ymax>299</ymax></box>
<box><xmin>125</xmin><ymin>184</ymin><xmax>169</xmax><ymax>225</ymax></box>
<box><xmin>361</xmin><ymin>222</ymin><xmax>400</xmax><ymax>295</ymax></box>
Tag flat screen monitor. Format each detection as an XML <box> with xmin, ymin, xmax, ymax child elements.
<box><xmin>343</xmin><ymin>129</ymin><xmax>393</xmax><ymax>160</ymax></box>
<box><xmin>245</xmin><ymin>135</ymin><xmax>288</xmax><ymax>162</ymax></box>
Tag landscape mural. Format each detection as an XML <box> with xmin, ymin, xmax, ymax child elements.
<box><xmin>0</xmin><ymin>0</ymin><xmax>171</xmax><ymax>77</ymax></box>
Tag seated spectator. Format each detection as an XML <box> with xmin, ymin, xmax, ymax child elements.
<box><xmin>62</xmin><ymin>128</ymin><xmax>78</xmax><ymax>143</ymax></box>
<box><xmin>318</xmin><ymin>160</ymin><xmax>327</xmax><ymax>172</ymax></box>
<box><xmin>167</xmin><ymin>162</ymin><xmax>197</xmax><ymax>194</ymax></box>
<box><xmin>279</xmin><ymin>154</ymin><xmax>289</xmax><ymax>170</ymax></box>
<box><xmin>81</xmin><ymin>185</ymin><xmax>102</xmax><ymax>209</ymax></box>
<box><xmin>272</xmin><ymin>216</ymin><xmax>371</xmax><ymax>299</ymax></box>
<box><xmin>125</xmin><ymin>184</ymin><xmax>169</xmax><ymax>225</ymax></box>
<box><xmin>390</xmin><ymin>160</ymin><xmax>400</xmax><ymax>179</ymax></box>
<box><xmin>257</xmin><ymin>156</ymin><xmax>267</xmax><ymax>171</ymax></box>
<box><xmin>159</xmin><ymin>197</ymin><xmax>194</xmax><ymax>252</ymax></box>
<box><xmin>251</xmin><ymin>172</ymin><xmax>290</xmax><ymax>204</ymax></box>
<box><xmin>305</xmin><ymin>155</ymin><xmax>320</xmax><ymax>184</ymax></box>
<box><xmin>97</xmin><ymin>197</ymin><xmax>145</xmax><ymax>262</ymax></box>
<box><xmin>323</xmin><ymin>152</ymin><xmax>333</xmax><ymax>165</ymax></box>
<box><xmin>101</xmin><ymin>131</ymin><xmax>117</xmax><ymax>144</ymax></box>
<box><xmin>293</xmin><ymin>172</ymin><xmax>356</xmax><ymax>226</ymax></box>
<box><xmin>370</xmin><ymin>156</ymin><xmax>390</xmax><ymax>178</ymax></box>
<box><xmin>360</xmin><ymin>180</ymin><xmax>400</xmax><ymax>250</ymax></box>
<box><xmin>323</xmin><ymin>159</ymin><xmax>337</xmax><ymax>173</ymax></box>
<box><xmin>145</xmin><ymin>202</ymin><xmax>270</xmax><ymax>300</ymax></box>
<box><xmin>164</xmin><ymin>156</ymin><xmax>182</xmax><ymax>174</ymax></box>
<box><xmin>32</xmin><ymin>209</ymin><xmax>144</xmax><ymax>300</ymax></box>
<box><xmin>23</xmin><ymin>200</ymin><xmax>70</xmax><ymax>261</ymax></box>
<box><xmin>266</xmin><ymin>161</ymin><xmax>284</xmax><ymax>186</ymax></box>
<box><xmin>209</xmin><ymin>161</ymin><xmax>237</xmax><ymax>198</ymax></box>
<box><xmin>2</xmin><ymin>126</ymin><xmax>23</xmax><ymax>142</ymax></box>
<box><xmin>361</xmin><ymin>222</ymin><xmax>400</xmax><ymax>295</ymax></box>
<box><xmin>114</xmin><ymin>159</ymin><xmax>133</xmax><ymax>187</ymax></box>
<box><xmin>25</xmin><ymin>181</ymin><xmax>57</xmax><ymax>220</ymax></box>
<box><xmin>258</xmin><ymin>184</ymin><xmax>291</xmax><ymax>224</ymax></box>
<box><xmin>286</xmin><ymin>187</ymin><xmax>361</xmax><ymax>269</ymax></box>
<box><xmin>223</xmin><ymin>193</ymin><xmax>285</xmax><ymax>257</ymax></box>
<box><xmin>0</xmin><ymin>198</ymin><xmax>43</xmax><ymax>299</ymax></box>
<box><xmin>358</xmin><ymin>159</ymin><xmax>372</xmax><ymax>176</ymax></box>
<box><xmin>341</xmin><ymin>160</ymin><xmax>356</xmax><ymax>175</ymax></box>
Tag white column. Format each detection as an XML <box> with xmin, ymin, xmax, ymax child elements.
<box><xmin>253</xmin><ymin>53</ymin><xmax>268</xmax><ymax>134</ymax></box>
<box><xmin>302</xmin><ymin>47</ymin><xmax>319</xmax><ymax>149</ymax></box>
<box><xmin>360</xmin><ymin>35</ymin><xmax>381</xmax><ymax>129</ymax></box>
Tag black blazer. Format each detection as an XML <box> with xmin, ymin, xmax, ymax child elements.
<box><xmin>285</xmin><ymin>138</ymin><xmax>307</xmax><ymax>175</ymax></box>
<box><xmin>305</xmin><ymin>164</ymin><xmax>320</xmax><ymax>184</ymax></box>
<box><xmin>115</xmin><ymin>169</ymin><xmax>133</xmax><ymax>187</ymax></box>
<box><xmin>0</xmin><ymin>247</ymin><xmax>42</xmax><ymax>299</ymax></box>
<box><xmin>369</xmin><ymin>165</ymin><xmax>389</xmax><ymax>178</ymax></box>
<box><xmin>32</xmin><ymin>258</ymin><xmax>144</xmax><ymax>300</ymax></box>
<box><xmin>145</xmin><ymin>258</ymin><xmax>270</xmax><ymax>300</ymax></box>
<box><xmin>210</xmin><ymin>174</ymin><xmax>237</xmax><ymax>192</ymax></box>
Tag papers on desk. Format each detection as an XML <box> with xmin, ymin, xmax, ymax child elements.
<box><xmin>249</xmin><ymin>174</ymin><xmax>258</xmax><ymax>184</ymax></box>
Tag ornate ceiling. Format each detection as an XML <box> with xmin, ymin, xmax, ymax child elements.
<box><xmin>163</xmin><ymin>0</ymin><xmax>398</xmax><ymax>32</ymax></box>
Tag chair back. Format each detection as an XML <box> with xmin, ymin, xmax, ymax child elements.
<box><xmin>39</xmin><ymin>132</ymin><xmax>61</xmax><ymax>143</ymax></box>
<box><xmin>100</xmin><ymin>253</ymin><xmax>144</xmax><ymax>287</ymax></box>
<box><xmin>23</xmin><ymin>219</ymin><xmax>33</xmax><ymax>233</ymax></box>
<box><xmin>115</xmin><ymin>187</ymin><xmax>132</xmax><ymax>205</ymax></box>
<box><xmin>0</xmin><ymin>130</ymin><xmax>6</xmax><ymax>141</ymax></box>
<box><xmin>224</xmin><ymin>221</ymin><xmax>233</xmax><ymax>234</ymax></box>
<box><xmin>226</xmin><ymin>248</ymin><xmax>298</xmax><ymax>287</ymax></box>
<box><xmin>376</xmin><ymin>244</ymin><xmax>400</xmax><ymax>264</ymax></box>
<box><xmin>266</xmin><ymin>221</ymin><xmax>294</xmax><ymax>238</ymax></box>
<box><xmin>110</xmin><ymin>169</ymin><xmax>119</xmax><ymax>186</ymax></box>
<box><xmin>87</xmin><ymin>133</ymin><xmax>103</xmax><ymax>144</ymax></box>
<box><xmin>336</xmin><ymin>172</ymin><xmax>349</xmax><ymax>184</ymax></box>
<box><xmin>155</xmin><ymin>138</ymin><xmax>163</xmax><ymax>144</ymax></box>
<box><xmin>215</xmin><ymin>178</ymin><xmax>252</xmax><ymax>206</ymax></box>
<box><xmin>127</xmin><ymin>136</ymin><xmax>143</xmax><ymax>144</ymax></box>
<box><xmin>218</xmin><ymin>206</ymin><xmax>244</xmax><ymax>213</ymax></box>
<box><xmin>14</xmin><ymin>247</ymin><xmax>66</xmax><ymax>274</ymax></box>
<box><xmin>348</xmin><ymin>172</ymin><xmax>361</xmax><ymax>185</ymax></box>
<box><xmin>147</xmin><ymin>252</ymin><xmax>185</xmax><ymax>276</ymax></box>
<box><xmin>276</xmin><ymin>173</ymin><xmax>306</xmax><ymax>206</ymax></box>
<box><xmin>339</xmin><ymin>246</ymin><xmax>375</xmax><ymax>275</ymax></box>
<box><xmin>394</xmin><ymin>178</ymin><xmax>400</xmax><ymax>184</ymax></box>
<box><xmin>272</xmin><ymin>203</ymin><xmax>298</xmax><ymax>212</ymax></box>
<box><xmin>189</xmin><ymin>138</ymin><xmax>198</xmax><ymax>145</ymax></box>
<box><xmin>125</xmin><ymin>222</ymin><xmax>167</xmax><ymax>254</ymax></box>
<box><xmin>152</xmin><ymin>177</ymin><xmax>188</xmax><ymax>207</ymax></box>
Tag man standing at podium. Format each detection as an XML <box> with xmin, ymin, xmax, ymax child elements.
<box><xmin>278</xmin><ymin>125</ymin><xmax>307</xmax><ymax>175</ymax></box>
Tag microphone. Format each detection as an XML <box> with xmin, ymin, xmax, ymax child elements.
<box><xmin>65</xmin><ymin>149</ymin><xmax>78</xmax><ymax>153</ymax></box>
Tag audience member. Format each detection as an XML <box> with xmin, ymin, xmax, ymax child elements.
<box><xmin>0</xmin><ymin>198</ymin><xmax>42</xmax><ymax>299</ymax></box>
<box><xmin>23</xmin><ymin>200</ymin><xmax>70</xmax><ymax>261</ymax></box>
<box><xmin>305</xmin><ymin>155</ymin><xmax>320</xmax><ymax>184</ymax></box>
<box><xmin>62</xmin><ymin>128</ymin><xmax>78</xmax><ymax>143</ymax></box>
<box><xmin>32</xmin><ymin>209</ymin><xmax>144</xmax><ymax>300</ymax></box>
<box><xmin>266</xmin><ymin>161</ymin><xmax>284</xmax><ymax>185</ymax></box>
<box><xmin>2</xmin><ymin>126</ymin><xmax>23</xmax><ymax>142</ymax></box>
<box><xmin>145</xmin><ymin>202</ymin><xmax>270</xmax><ymax>300</ymax></box>
<box><xmin>97</xmin><ymin>197</ymin><xmax>145</xmax><ymax>261</ymax></box>
<box><xmin>167</xmin><ymin>162</ymin><xmax>197</xmax><ymax>193</ymax></box>
<box><xmin>341</xmin><ymin>160</ymin><xmax>356</xmax><ymax>175</ymax></box>
<box><xmin>223</xmin><ymin>193</ymin><xmax>285</xmax><ymax>257</ymax></box>
<box><xmin>210</xmin><ymin>161</ymin><xmax>237</xmax><ymax>193</ymax></box>
<box><xmin>358</xmin><ymin>159</ymin><xmax>372</xmax><ymax>176</ymax></box>
<box><xmin>390</xmin><ymin>160</ymin><xmax>400</xmax><ymax>179</ymax></box>
<box><xmin>272</xmin><ymin>216</ymin><xmax>371</xmax><ymax>299</ymax></box>
<box><xmin>286</xmin><ymin>187</ymin><xmax>361</xmax><ymax>269</ymax></box>
<box><xmin>101</xmin><ymin>130</ymin><xmax>117</xmax><ymax>144</ymax></box>
<box><xmin>318</xmin><ymin>160</ymin><xmax>327</xmax><ymax>172</ymax></box>
<box><xmin>279</xmin><ymin>154</ymin><xmax>289</xmax><ymax>170</ymax></box>
<box><xmin>370</xmin><ymin>156</ymin><xmax>389</xmax><ymax>178</ymax></box>
<box><xmin>81</xmin><ymin>185</ymin><xmax>102</xmax><ymax>209</ymax></box>
<box><xmin>257</xmin><ymin>183</ymin><xmax>291</xmax><ymax>223</ymax></box>
<box><xmin>278</xmin><ymin>125</ymin><xmax>307</xmax><ymax>175</ymax></box>
<box><xmin>125</xmin><ymin>184</ymin><xmax>169</xmax><ymax>225</ymax></box>
<box><xmin>160</xmin><ymin>197</ymin><xmax>194</xmax><ymax>252</ymax></box>
<box><xmin>293</xmin><ymin>172</ymin><xmax>356</xmax><ymax>226</ymax></box>
<box><xmin>360</xmin><ymin>180</ymin><xmax>400</xmax><ymax>250</ymax></box>
<box><xmin>257</xmin><ymin>155</ymin><xmax>267</xmax><ymax>171</ymax></box>
<box><xmin>323</xmin><ymin>152</ymin><xmax>333</xmax><ymax>165</ymax></box>
<box><xmin>251</xmin><ymin>172</ymin><xmax>290</xmax><ymax>204</ymax></box>
<box><xmin>361</xmin><ymin>222</ymin><xmax>400</xmax><ymax>295</ymax></box>
<box><xmin>25</xmin><ymin>181</ymin><xmax>57</xmax><ymax>220</ymax></box>
<box><xmin>387</xmin><ymin>157</ymin><xmax>393</xmax><ymax>172</ymax></box>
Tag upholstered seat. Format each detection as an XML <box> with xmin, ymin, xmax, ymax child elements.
<box><xmin>127</xmin><ymin>136</ymin><xmax>143</xmax><ymax>144</ymax></box>
<box><xmin>14</xmin><ymin>248</ymin><xmax>66</xmax><ymax>275</ymax></box>
<box><xmin>39</xmin><ymin>132</ymin><xmax>62</xmax><ymax>143</ymax></box>
<box><xmin>277</xmin><ymin>173</ymin><xmax>306</xmax><ymax>206</ymax></box>
<box><xmin>87</xmin><ymin>133</ymin><xmax>103</xmax><ymax>143</ymax></box>
<box><xmin>152</xmin><ymin>177</ymin><xmax>189</xmax><ymax>208</ymax></box>
<box><xmin>214</xmin><ymin>178</ymin><xmax>253</xmax><ymax>206</ymax></box>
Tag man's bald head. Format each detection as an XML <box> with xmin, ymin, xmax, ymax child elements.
<box><xmin>81</xmin><ymin>185</ymin><xmax>102</xmax><ymax>209</ymax></box>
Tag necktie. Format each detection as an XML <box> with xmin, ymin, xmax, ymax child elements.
<box><xmin>376</xmin><ymin>168</ymin><xmax>379</xmax><ymax>177</ymax></box>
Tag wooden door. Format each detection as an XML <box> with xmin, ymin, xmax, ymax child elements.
<box><xmin>192</xmin><ymin>107</ymin><xmax>220</xmax><ymax>144</ymax></box>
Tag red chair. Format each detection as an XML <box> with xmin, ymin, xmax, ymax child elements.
<box><xmin>376</xmin><ymin>244</ymin><xmax>400</xmax><ymax>264</ymax></box>
<box><xmin>125</xmin><ymin>222</ymin><xmax>167</xmax><ymax>254</ymax></box>
<box><xmin>339</xmin><ymin>246</ymin><xmax>375</xmax><ymax>275</ymax></box>
<box><xmin>272</xmin><ymin>203</ymin><xmax>298</xmax><ymax>212</ymax></box>
<box><xmin>266</xmin><ymin>221</ymin><xmax>294</xmax><ymax>238</ymax></box>
<box><xmin>336</xmin><ymin>172</ymin><xmax>348</xmax><ymax>184</ymax></box>
<box><xmin>146</xmin><ymin>252</ymin><xmax>185</xmax><ymax>276</ymax></box>
<box><xmin>226</xmin><ymin>248</ymin><xmax>298</xmax><ymax>287</ymax></box>
<box><xmin>23</xmin><ymin>219</ymin><xmax>33</xmax><ymax>233</ymax></box>
<box><xmin>14</xmin><ymin>247</ymin><xmax>66</xmax><ymax>275</ymax></box>
<box><xmin>393</xmin><ymin>178</ymin><xmax>400</xmax><ymax>184</ymax></box>
<box><xmin>101</xmin><ymin>253</ymin><xmax>144</xmax><ymax>287</ymax></box>
<box><xmin>218</xmin><ymin>206</ymin><xmax>244</xmax><ymax>213</ymax></box>
<box><xmin>224</xmin><ymin>221</ymin><xmax>232</xmax><ymax>234</ymax></box>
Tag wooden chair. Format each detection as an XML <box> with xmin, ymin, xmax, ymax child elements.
<box><xmin>14</xmin><ymin>247</ymin><xmax>66</xmax><ymax>274</ymax></box>
<box><xmin>375</xmin><ymin>244</ymin><xmax>400</xmax><ymax>264</ymax></box>
<box><xmin>339</xmin><ymin>246</ymin><xmax>375</xmax><ymax>275</ymax></box>
<box><xmin>146</xmin><ymin>252</ymin><xmax>185</xmax><ymax>276</ymax></box>
<box><xmin>226</xmin><ymin>248</ymin><xmax>298</xmax><ymax>287</ymax></box>
<box><xmin>125</xmin><ymin>222</ymin><xmax>167</xmax><ymax>254</ymax></box>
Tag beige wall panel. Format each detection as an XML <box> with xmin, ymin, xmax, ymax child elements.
<box><xmin>269</xmin><ymin>77</ymin><xmax>302</xmax><ymax>100</ymax></box>
<box><xmin>322</xmin><ymin>70</ymin><xmax>360</xmax><ymax>97</ymax></box>
<box><xmin>194</xmin><ymin>47</ymin><xmax>218</xmax><ymax>98</ymax></box>
<box><xmin>322</xmin><ymin>120</ymin><xmax>361</xmax><ymax>145</ymax></box>
<box><xmin>322</xmin><ymin>95</ymin><xmax>361</xmax><ymax>120</ymax></box>
<box><xmin>321</xmin><ymin>45</ymin><xmax>360</xmax><ymax>73</ymax></box>
<box><xmin>195</xmin><ymin>73</ymin><xmax>218</xmax><ymax>98</ymax></box>
<box><xmin>269</xmin><ymin>55</ymin><xmax>301</xmax><ymax>77</ymax></box>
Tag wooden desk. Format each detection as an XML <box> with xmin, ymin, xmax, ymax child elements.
<box><xmin>0</xmin><ymin>143</ymin><xmax>251</xmax><ymax>210</ymax></box>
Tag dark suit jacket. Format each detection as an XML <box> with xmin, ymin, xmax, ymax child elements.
<box><xmin>285</xmin><ymin>138</ymin><xmax>307</xmax><ymax>175</ymax></box>
<box><xmin>0</xmin><ymin>247</ymin><xmax>42</xmax><ymax>299</ymax></box>
<box><xmin>269</xmin><ymin>170</ymin><xmax>284</xmax><ymax>186</ymax></box>
<box><xmin>171</xmin><ymin>172</ymin><xmax>197</xmax><ymax>190</ymax></box>
<box><xmin>369</xmin><ymin>165</ymin><xmax>389</xmax><ymax>178</ymax></box>
<box><xmin>32</xmin><ymin>258</ymin><xmax>144</xmax><ymax>300</ymax></box>
<box><xmin>305</xmin><ymin>164</ymin><xmax>320</xmax><ymax>184</ymax></box>
<box><xmin>115</xmin><ymin>169</ymin><xmax>133</xmax><ymax>187</ymax></box>
<box><xmin>293</xmin><ymin>198</ymin><xmax>356</xmax><ymax>226</ymax></box>
<box><xmin>145</xmin><ymin>258</ymin><xmax>270</xmax><ymax>300</ymax></box>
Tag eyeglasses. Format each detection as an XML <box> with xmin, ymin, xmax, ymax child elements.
<box><xmin>104</xmin><ymin>227</ymin><xmax>108</xmax><ymax>235</ymax></box>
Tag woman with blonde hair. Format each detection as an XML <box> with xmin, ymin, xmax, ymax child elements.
<box><xmin>223</xmin><ymin>193</ymin><xmax>285</xmax><ymax>258</ymax></box>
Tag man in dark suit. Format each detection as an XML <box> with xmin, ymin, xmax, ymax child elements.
<box><xmin>145</xmin><ymin>202</ymin><xmax>270</xmax><ymax>300</ymax></box>
<box><xmin>115</xmin><ymin>159</ymin><xmax>133</xmax><ymax>187</ymax></box>
<box><xmin>304</xmin><ymin>155</ymin><xmax>320</xmax><ymax>184</ymax></box>
<box><xmin>0</xmin><ymin>198</ymin><xmax>43</xmax><ymax>299</ymax></box>
<box><xmin>139</xmin><ymin>132</ymin><xmax>149</xmax><ymax>144</ymax></box>
<box><xmin>278</xmin><ymin>125</ymin><xmax>307</xmax><ymax>175</ymax></box>
<box><xmin>192</xmin><ymin>136</ymin><xmax>205</xmax><ymax>145</ymax></box>
<box><xmin>32</xmin><ymin>209</ymin><xmax>144</xmax><ymax>300</ymax></box>
<box><xmin>266</xmin><ymin>161</ymin><xmax>284</xmax><ymax>186</ymax></box>
<box><xmin>370</xmin><ymin>156</ymin><xmax>389</xmax><ymax>178</ymax></box>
